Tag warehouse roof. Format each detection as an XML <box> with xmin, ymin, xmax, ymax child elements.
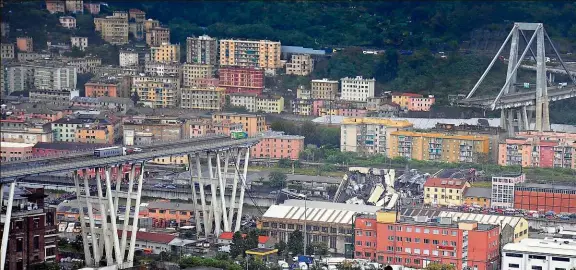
<box><xmin>464</xmin><ymin>187</ymin><xmax>492</xmax><ymax>199</ymax></box>
<box><xmin>503</xmin><ymin>238</ymin><xmax>576</xmax><ymax>257</ymax></box>
<box><xmin>438</xmin><ymin>211</ymin><xmax>526</xmax><ymax>229</ymax></box>
<box><xmin>262</xmin><ymin>199</ymin><xmax>381</xmax><ymax>225</ymax></box>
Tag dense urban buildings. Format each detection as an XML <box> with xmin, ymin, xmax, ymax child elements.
<box><xmin>94</xmin><ymin>12</ymin><xmax>129</xmax><ymax>45</ymax></box>
<box><xmin>340</xmin><ymin>76</ymin><xmax>376</xmax><ymax>102</ymax></box>
<box><xmin>1</xmin><ymin>43</ymin><xmax>14</xmax><ymax>59</ymax></box>
<box><xmin>228</xmin><ymin>94</ymin><xmax>285</xmax><ymax>114</ymax></box>
<box><xmin>219</xmin><ymin>39</ymin><xmax>282</xmax><ymax>69</ymax></box>
<box><xmin>182</xmin><ymin>64</ymin><xmax>214</xmax><ymax>87</ymax></box>
<box><xmin>389</xmin><ymin>131</ymin><xmax>491</xmax><ymax>163</ymax></box>
<box><xmin>251</xmin><ymin>131</ymin><xmax>305</xmax><ymax>160</ymax></box>
<box><xmin>70</xmin><ymin>36</ymin><xmax>88</xmax><ymax>51</ymax></box>
<box><xmin>391</xmin><ymin>92</ymin><xmax>436</xmax><ymax>111</ymax></box>
<box><xmin>423</xmin><ymin>178</ymin><xmax>471</xmax><ymax>206</ymax></box>
<box><xmin>150</xmin><ymin>42</ymin><xmax>181</xmax><ymax>63</ymax></box>
<box><xmin>354</xmin><ymin>211</ymin><xmax>501</xmax><ymax>270</ymax></box>
<box><xmin>186</xmin><ymin>35</ymin><xmax>218</xmax><ymax>65</ymax></box>
<box><xmin>29</xmin><ymin>89</ymin><xmax>79</xmax><ymax>105</ymax></box>
<box><xmin>285</xmin><ymin>54</ymin><xmax>314</xmax><ymax>76</ymax></box>
<box><xmin>0</xmin><ymin>187</ymin><xmax>58</xmax><ymax>270</ymax></box>
<box><xmin>84</xmin><ymin>76</ymin><xmax>131</xmax><ymax>98</ymax></box>
<box><xmin>146</xmin><ymin>26</ymin><xmax>170</xmax><ymax>47</ymax></box>
<box><xmin>311</xmin><ymin>78</ymin><xmax>339</xmax><ymax>100</ymax></box>
<box><xmin>180</xmin><ymin>86</ymin><xmax>225</xmax><ymax>111</ymax></box>
<box><xmin>211</xmin><ymin>113</ymin><xmax>266</xmax><ymax>136</ymax></box>
<box><xmin>218</xmin><ymin>66</ymin><xmax>264</xmax><ymax>94</ymax></box>
<box><xmin>340</xmin><ymin>117</ymin><xmax>413</xmax><ymax>156</ymax></box>
<box><xmin>498</xmin><ymin>131</ymin><xmax>576</xmax><ymax>168</ymax></box>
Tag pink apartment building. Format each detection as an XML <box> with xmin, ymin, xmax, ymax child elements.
<box><xmin>407</xmin><ymin>95</ymin><xmax>436</xmax><ymax>111</ymax></box>
<box><xmin>0</xmin><ymin>142</ymin><xmax>34</xmax><ymax>162</ymax></box>
<box><xmin>339</xmin><ymin>108</ymin><xmax>368</xmax><ymax>117</ymax></box>
<box><xmin>498</xmin><ymin>131</ymin><xmax>576</xmax><ymax>169</ymax></box>
<box><xmin>251</xmin><ymin>131</ymin><xmax>305</xmax><ymax>160</ymax></box>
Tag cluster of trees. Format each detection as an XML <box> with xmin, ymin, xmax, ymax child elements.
<box><xmin>274</xmin><ymin>229</ymin><xmax>328</xmax><ymax>260</ymax></box>
<box><xmin>229</xmin><ymin>230</ymin><xmax>261</xmax><ymax>258</ymax></box>
<box><xmin>269</xmin><ymin>119</ymin><xmax>340</xmax><ymax>147</ymax></box>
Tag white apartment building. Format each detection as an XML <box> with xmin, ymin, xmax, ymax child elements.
<box><xmin>229</xmin><ymin>93</ymin><xmax>257</xmax><ymax>112</ymax></box>
<box><xmin>340</xmin><ymin>76</ymin><xmax>375</xmax><ymax>102</ymax></box>
<box><xmin>59</xmin><ymin>16</ymin><xmax>76</xmax><ymax>29</ymax></box>
<box><xmin>34</xmin><ymin>66</ymin><xmax>77</xmax><ymax>90</ymax></box>
<box><xmin>70</xmin><ymin>37</ymin><xmax>88</xmax><ymax>51</ymax></box>
<box><xmin>502</xmin><ymin>238</ymin><xmax>576</xmax><ymax>270</ymax></box>
<box><xmin>144</xmin><ymin>61</ymin><xmax>181</xmax><ymax>77</ymax></box>
<box><xmin>491</xmin><ymin>174</ymin><xmax>526</xmax><ymax>209</ymax></box>
<box><xmin>119</xmin><ymin>50</ymin><xmax>139</xmax><ymax>67</ymax></box>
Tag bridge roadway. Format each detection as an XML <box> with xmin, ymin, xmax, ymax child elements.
<box><xmin>459</xmin><ymin>85</ymin><xmax>576</xmax><ymax>109</ymax></box>
<box><xmin>0</xmin><ymin>136</ymin><xmax>260</xmax><ymax>182</ymax></box>
<box><xmin>0</xmin><ymin>134</ymin><xmax>230</xmax><ymax>171</ymax></box>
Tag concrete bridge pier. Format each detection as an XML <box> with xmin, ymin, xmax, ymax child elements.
<box><xmin>0</xmin><ymin>181</ymin><xmax>16</xmax><ymax>270</ymax></box>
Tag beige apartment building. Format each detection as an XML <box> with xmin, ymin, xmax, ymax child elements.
<box><xmin>1</xmin><ymin>43</ymin><xmax>14</xmax><ymax>59</ymax></box>
<box><xmin>219</xmin><ymin>39</ymin><xmax>281</xmax><ymax>69</ymax></box>
<box><xmin>132</xmin><ymin>74</ymin><xmax>180</xmax><ymax>108</ymax></box>
<box><xmin>65</xmin><ymin>0</ymin><xmax>83</xmax><ymax>13</ymax></box>
<box><xmin>144</xmin><ymin>19</ymin><xmax>160</xmax><ymax>32</ymax></box>
<box><xmin>180</xmin><ymin>86</ymin><xmax>225</xmax><ymax>111</ymax></box>
<box><xmin>285</xmin><ymin>54</ymin><xmax>314</xmax><ymax>76</ymax></box>
<box><xmin>311</xmin><ymin>78</ymin><xmax>339</xmax><ymax>100</ymax></box>
<box><xmin>70</xmin><ymin>36</ymin><xmax>88</xmax><ymax>51</ymax></box>
<box><xmin>182</xmin><ymin>64</ymin><xmax>214</xmax><ymax>87</ymax></box>
<box><xmin>94</xmin><ymin>12</ymin><xmax>129</xmax><ymax>45</ymax></box>
<box><xmin>146</xmin><ymin>27</ymin><xmax>170</xmax><ymax>47</ymax></box>
<box><xmin>150</xmin><ymin>42</ymin><xmax>181</xmax><ymax>63</ymax></box>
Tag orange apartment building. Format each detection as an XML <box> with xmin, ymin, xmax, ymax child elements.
<box><xmin>76</xmin><ymin>124</ymin><xmax>114</xmax><ymax>144</ymax></box>
<box><xmin>498</xmin><ymin>131</ymin><xmax>576</xmax><ymax>169</ymax></box>
<box><xmin>145</xmin><ymin>201</ymin><xmax>196</xmax><ymax>227</ymax></box>
<box><xmin>354</xmin><ymin>211</ymin><xmax>500</xmax><ymax>270</ymax></box>
<box><xmin>46</xmin><ymin>0</ymin><xmax>65</xmax><ymax>13</ymax></box>
<box><xmin>84</xmin><ymin>76</ymin><xmax>131</xmax><ymax>98</ymax></box>
<box><xmin>251</xmin><ymin>131</ymin><xmax>305</xmax><ymax>160</ymax></box>
<box><xmin>16</xmin><ymin>37</ymin><xmax>33</xmax><ymax>52</ymax></box>
<box><xmin>211</xmin><ymin>113</ymin><xmax>266</xmax><ymax>136</ymax></box>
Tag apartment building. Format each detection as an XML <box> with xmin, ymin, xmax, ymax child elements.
<box><xmin>389</xmin><ymin>131</ymin><xmax>491</xmax><ymax>163</ymax></box>
<box><xmin>46</xmin><ymin>0</ymin><xmax>65</xmax><ymax>13</ymax></box>
<box><xmin>65</xmin><ymin>0</ymin><xmax>83</xmax><ymax>13</ymax></box>
<box><xmin>145</xmin><ymin>201</ymin><xmax>196</xmax><ymax>227</ymax></box>
<box><xmin>129</xmin><ymin>8</ymin><xmax>145</xmax><ymax>21</ymax></box>
<box><xmin>408</xmin><ymin>95</ymin><xmax>436</xmax><ymax>111</ymax></box>
<box><xmin>463</xmin><ymin>187</ymin><xmax>491</xmax><ymax>208</ymax></box>
<box><xmin>1</xmin><ymin>43</ymin><xmax>14</xmax><ymax>59</ymax></box>
<box><xmin>70</xmin><ymin>36</ymin><xmax>88</xmax><ymax>51</ymax></box>
<box><xmin>311</xmin><ymin>78</ymin><xmax>339</xmax><ymax>100</ymax></box>
<box><xmin>285</xmin><ymin>54</ymin><xmax>314</xmax><ymax>76</ymax></box>
<box><xmin>218</xmin><ymin>66</ymin><xmax>264</xmax><ymax>94</ymax></box>
<box><xmin>513</xmin><ymin>183</ymin><xmax>576</xmax><ymax>213</ymax></box>
<box><xmin>498</xmin><ymin>131</ymin><xmax>576</xmax><ymax>169</ymax></box>
<box><xmin>128</xmin><ymin>9</ymin><xmax>145</xmax><ymax>40</ymax></box>
<box><xmin>131</xmin><ymin>80</ymin><xmax>178</xmax><ymax>108</ymax></box>
<box><xmin>0</xmin><ymin>187</ymin><xmax>58</xmax><ymax>270</ymax></box>
<box><xmin>180</xmin><ymin>86</ymin><xmax>225</xmax><ymax>111</ymax></box>
<box><xmin>251</xmin><ymin>131</ymin><xmax>304</xmax><ymax>160</ymax></box>
<box><xmin>71</xmin><ymin>96</ymin><xmax>134</xmax><ymax>112</ymax></box>
<box><xmin>146</xmin><ymin>27</ymin><xmax>170</xmax><ymax>47</ymax></box>
<box><xmin>423</xmin><ymin>178</ymin><xmax>471</xmax><ymax>206</ymax></box>
<box><xmin>219</xmin><ymin>39</ymin><xmax>282</xmax><ymax>69</ymax></box>
<box><xmin>182</xmin><ymin>64</ymin><xmax>214</xmax><ymax>87</ymax></box>
<box><xmin>491</xmin><ymin>174</ymin><xmax>526</xmax><ymax>209</ymax></box>
<box><xmin>340</xmin><ymin>117</ymin><xmax>413</xmax><ymax>156</ymax></box>
<box><xmin>228</xmin><ymin>94</ymin><xmax>284</xmax><ymax>113</ymax></box>
<box><xmin>291</xmin><ymin>99</ymin><xmax>313</xmax><ymax>116</ymax></box>
<box><xmin>60</xmin><ymin>56</ymin><xmax>100</xmax><ymax>74</ymax></box>
<box><xmin>29</xmin><ymin>89</ymin><xmax>79</xmax><ymax>105</ymax></box>
<box><xmin>33</xmin><ymin>64</ymin><xmax>77</xmax><ymax>90</ymax></box>
<box><xmin>1</xmin><ymin>22</ymin><xmax>9</xmax><ymax>38</ymax></box>
<box><xmin>502</xmin><ymin>238</ymin><xmax>576</xmax><ymax>270</ymax></box>
<box><xmin>94</xmin><ymin>12</ymin><xmax>129</xmax><ymax>45</ymax></box>
<box><xmin>340</xmin><ymin>76</ymin><xmax>375</xmax><ymax>102</ymax></box>
<box><xmin>123</xmin><ymin>117</ymin><xmax>187</xmax><ymax>142</ymax></box>
<box><xmin>119</xmin><ymin>47</ymin><xmax>149</xmax><ymax>67</ymax></box>
<box><xmin>84</xmin><ymin>76</ymin><xmax>131</xmax><ymax>98</ymax></box>
<box><xmin>0</xmin><ymin>142</ymin><xmax>34</xmax><ymax>161</ymax></box>
<box><xmin>76</xmin><ymin>124</ymin><xmax>114</xmax><ymax>144</ymax></box>
<box><xmin>354</xmin><ymin>211</ymin><xmax>500</xmax><ymax>270</ymax></box>
<box><xmin>143</xmin><ymin>19</ymin><xmax>160</xmax><ymax>32</ymax></box>
<box><xmin>150</xmin><ymin>42</ymin><xmax>181</xmax><ymax>63</ymax></box>
<box><xmin>51</xmin><ymin>117</ymin><xmax>108</xmax><ymax>142</ymax></box>
<box><xmin>211</xmin><ymin>113</ymin><xmax>266</xmax><ymax>136</ymax></box>
<box><xmin>5</xmin><ymin>65</ymin><xmax>33</xmax><ymax>94</ymax></box>
<box><xmin>84</xmin><ymin>2</ymin><xmax>100</xmax><ymax>14</ymax></box>
<box><xmin>144</xmin><ymin>61</ymin><xmax>181</xmax><ymax>77</ymax></box>
<box><xmin>59</xmin><ymin>16</ymin><xmax>76</xmax><ymax>29</ymax></box>
<box><xmin>16</xmin><ymin>37</ymin><xmax>33</xmax><ymax>52</ymax></box>
<box><xmin>186</xmin><ymin>35</ymin><xmax>217</xmax><ymax>64</ymax></box>
<box><xmin>0</xmin><ymin>123</ymin><xmax>53</xmax><ymax>144</ymax></box>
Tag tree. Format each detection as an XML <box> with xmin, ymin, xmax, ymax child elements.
<box><xmin>425</xmin><ymin>263</ymin><xmax>456</xmax><ymax>270</ymax></box>
<box><xmin>277</xmin><ymin>158</ymin><xmax>292</xmax><ymax>168</ymax></box>
<box><xmin>230</xmin><ymin>231</ymin><xmax>245</xmax><ymax>258</ymax></box>
<box><xmin>268</xmin><ymin>171</ymin><xmax>287</xmax><ymax>188</ymax></box>
<box><xmin>309</xmin><ymin>242</ymin><xmax>328</xmax><ymax>256</ymax></box>
<box><xmin>245</xmin><ymin>229</ymin><xmax>260</xmax><ymax>251</ymax></box>
<box><xmin>274</xmin><ymin>240</ymin><xmax>287</xmax><ymax>255</ymax></box>
<box><xmin>287</xmin><ymin>229</ymin><xmax>304</xmax><ymax>256</ymax></box>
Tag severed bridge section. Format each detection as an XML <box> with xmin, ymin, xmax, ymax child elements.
<box><xmin>0</xmin><ymin>135</ymin><xmax>259</xmax><ymax>270</ymax></box>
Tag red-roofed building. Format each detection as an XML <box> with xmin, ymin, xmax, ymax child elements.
<box><xmin>423</xmin><ymin>178</ymin><xmax>471</xmax><ymax>207</ymax></box>
<box><xmin>117</xmin><ymin>230</ymin><xmax>177</xmax><ymax>254</ymax></box>
<box><xmin>217</xmin><ymin>232</ymin><xmax>270</xmax><ymax>252</ymax></box>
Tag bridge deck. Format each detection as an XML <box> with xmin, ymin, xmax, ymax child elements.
<box><xmin>460</xmin><ymin>86</ymin><xmax>576</xmax><ymax>109</ymax></box>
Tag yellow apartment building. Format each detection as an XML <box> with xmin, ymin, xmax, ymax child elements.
<box><xmin>211</xmin><ymin>113</ymin><xmax>266</xmax><ymax>136</ymax></box>
<box><xmin>219</xmin><ymin>39</ymin><xmax>281</xmax><ymax>69</ymax></box>
<box><xmin>389</xmin><ymin>131</ymin><xmax>490</xmax><ymax>163</ymax></box>
<box><xmin>150</xmin><ymin>42</ymin><xmax>181</xmax><ymax>63</ymax></box>
<box><xmin>182</xmin><ymin>64</ymin><xmax>214</xmax><ymax>87</ymax></box>
<box><xmin>131</xmin><ymin>80</ymin><xmax>178</xmax><ymax>108</ymax></box>
<box><xmin>340</xmin><ymin>117</ymin><xmax>413</xmax><ymax>156</ymax></box>
<box><xmin>94</xmin><ymin>13</ymin><xmax>129</xmax><ymax>45</ymax></box>
<box><xmin>423</xmin><ymin>178</ymin><xmax>471</xmax><ymax>206</ymax></box>
<box><xmin>76</xmin><ymin>124</ymin><xmax>114</xmax><ymax>144</ymax></box>
<box><xmin>256</xmin><ymin>95</ymin><xmax>284</xmax><ymax>114</ymax></box>
<box><xmin>180</xmin><ymin>86</ymin><xmax>225</xmax><ymax>111</ymax></box>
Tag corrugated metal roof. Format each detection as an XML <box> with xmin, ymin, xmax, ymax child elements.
<box><xmin>262</xmin><ymin>200</ymin><xmax>381</xmax><ymax>225</ymax></box>
<box><xmin>438</xmin><ymin>211</ymin><xmax>524</xmax><ymax>229</ymax></box>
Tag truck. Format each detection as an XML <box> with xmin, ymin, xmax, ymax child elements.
<box><xmin>230</xmin><ymin>130</ymin><xmax>248</xmax><ymax>139</ymax></box>
<box><xmin>94</xmin><ymin>146</ymin><xmax>126</xmax><ymax>158</ymax></box>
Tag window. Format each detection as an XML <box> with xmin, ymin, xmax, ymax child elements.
<box><xmin>432</xmin><ymin>229</ymin><xmax>439</xmax><ymax>235</ymax></box>
<box><xmin>356</xmin><ymin>230</ymin><xmax>362</xmax><ymax>236</ymax></box>
<box><xmin>424</xmin><ymin>239</ymin><xmax>430</xmax><ymax>244</ymax></box>
<box><xmin>531</xmin><ymin>266</ymin><xmax>542</xmax><ymax>270</ymax></box>
<box><xmin>388</xmin><ymin>236</ymin><xmax>394</xmax><ymax>241</ymax></box>
<box><xmin>552</xmin><ymin>257</ymin><xmax>570</xmax><ymax>262</ymax></box>
<box><xmin>387</xmin><ymin>246</ymin><xmax>393</xmax><ymax>251</ymax></box>
<box><xmin>432</xmin><ymin>240</ymin><xmax>439</xmax><ymax>245</ymax></box>
<box><xmin>406</xmin><ymin>227</ymin><xmax>412</xmax><ymax>232</ymax></box>
<box><xmin>405</xmin><ymin>258</ymin><xmax>411</xmax><ymax>264</ymax></box>
<box><xmin>415</xmin><ymin>228</ymin><xmax>421</xmax><ymax>233</ymax></box>
<box><xmin>423</xmin><ymin>249</ymin><xmax>430</xmax><ymax>255</ymax></box>
<box><xmin>356</xmin><ymin>241</ymin><xmax>362</xmax><ymax>246</ymax></box>
<box><xmin>365</xmin><ymin>231</ymin><xmax>372</xmax><ymax>236</ymax></box>
<box><xmin>405</xmin><ymin>248</ymin><xmax>411</xmax><ymax>253</ymax></box>
<box><xmin>424</xmin><ymin>229</ymin><xmax>430</xmax><ymax>234</ymax></box>
<box><xmin>397</xmin><ymin>237</ymin><xmax>402</xmax><ymax>241</ymax></box>
<box><xmin>33</xmin><ymin>236</ymin><xmax>39</xmax><ymax>250</ymax></box>
<box><xmin>529</xmin><ymin>255</ymin><xmax>546</xmax><ymax>260</ymax></box>
<box><xmin>406</xmin><ymin>237</ymin><xmax>412</xmax><ymax>243</ymax></box>
<box><xmin>506</xmin><ymin>253</ymin><xmax>523</xmax><ymax>258</ymax></box>
<box><xmin>16</xmin><ymin>238</ymin><xmax>23</xmax><ymax>252</ymax></box>
<box><xmin>414</xmin><ymin>259</ymin><xmax>421</xmax><ymax>265</ymax></box>
<box><xmin>432</xmin><ymin>250</ymin><xmax>439</xmax><ymax>256</ymax></box>
<box><xmin>396</xmin><ymin>226</ymin><xmax>402</xmax><ymax>231</ymax></box>
<box><xmin>387</xmin><ymin>225</ymin><xmax>394</xmax><ymax>231</ymax></box>
<box><xmin>415</xmin><ymin>238</ymin><xmax>421</xmax><ymax>243</ymax></box>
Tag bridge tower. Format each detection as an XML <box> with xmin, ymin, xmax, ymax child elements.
<box><xmin>466</xmin><ymin>22</ymin><xmax>573</xmax><ymax>135</ymax></box>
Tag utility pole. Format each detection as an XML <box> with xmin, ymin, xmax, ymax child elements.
<box><xmin>303</xmin><ymin>196</ymin><xmax>307</xmax><ymax>256</ymax></box>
